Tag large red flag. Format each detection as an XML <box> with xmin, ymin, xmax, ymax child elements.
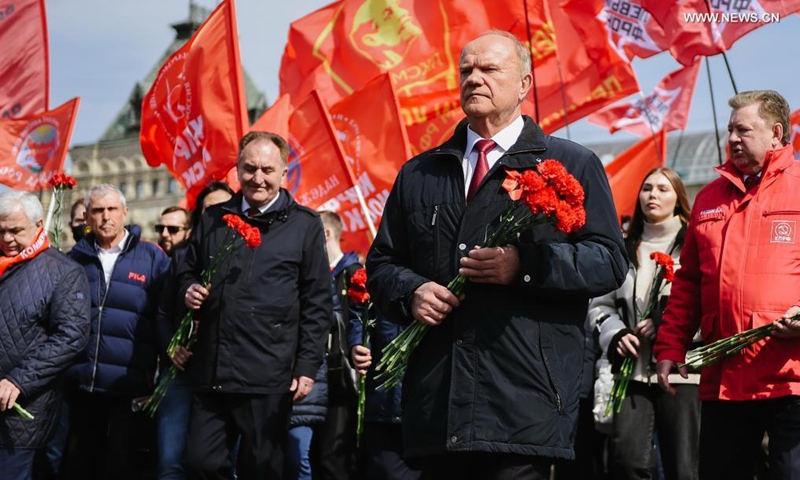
<box><xmin>324</xmin><ymin>74</ymin><xmax>411</xmax><ymax>254</ymax></box>
<box><xmin>641</xmin><ymin>0</ymin><xmax>800</xmax><ymax>66</ymax></box>
<box><xmin>531</xmin><ymin>0</ymin><xmax>641</xmax><ymax>133</ymax></box>
<box><xmin>563</xmin><ymin>0</ymin><xmax>669</xmax><ymax>61</ymax></box>
<box><xmin>589</xmin><ymin>61</ymin><xmax>701</xmax><ymax>137</ymax></box>
<box><xmin>0</xmin><ymin>0</ymin><xmax>49</xmax><ymax>118</ymax></box>
<box><xmin>283</xmin><ymin>91</ymin><xmax>357</xmax><ymax>211</ymax></box>
<box><xmin>0</xmin><ymin>97</ymin><xmax>79</xmax><ymax>190</ymax></box>
<box><xmin>249</xmin><ymin>94</ymin><xmax>292</xmax><ymax>139</ymax></box>
<box><xmin>605</xmin><ymin>129</ymin><xmax>666</xmax><ymax>223</ymax></box>
<box><xmin>791</xmin><ymin>108</ymin><xmax>800</xmax><ymax>160</ymax></box>
<box><xmin>140</xmin><ymin>0</ymin><xmax>247</xmax><ymax>205</ymax></box>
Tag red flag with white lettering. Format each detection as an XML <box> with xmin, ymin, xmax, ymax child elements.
<box><xmin>140</xmin><ymin>0</ymin><xmax>247</xmax><ymax>205</ymax></box>
<box><xmin>285</xmin><ymin>91</ymin><xmax>356</xmax><ymax>211</ymax></box>
<box><xmin>324</xmin><ymin>74</ymin><xmax>411</xmax><ymax>255</ymax></box>
<box><xmin>563</xmin><ymin>0</ymin><xmax>668</xmax><ymax>61</ymax></box>
<box><xmin>790</xmin><ymin>108</ymin><xmax>800</xmax><ymax>160</ymax></box>
<box><xmin>641</xmin><ymin>0</ymin><xmax>800</xmax><ymax>66</ymax></box>
<box><xmin>605</xmin><ymin>129</ymin><xmax>666</xmax><ymax>223</ymax></box>
<box><xmin>0</xmin><ymin>0</ymin><xmax>49</xmax><ymax>118</ymax></box>
<box><xmin>0</xmin><ymin>97</ymin><xmax>79</xmax><ymax>190</ymax></box>
<box><xmin>588</xmin><ymin>61</ymin><xmax>701</xmax><ymax>137</ymax></box>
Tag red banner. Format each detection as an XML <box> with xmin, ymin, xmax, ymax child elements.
<box><xmin>791</xmin><ymin>108</ymin><xmax>800</xmax><ymax>160</ymax></box>
<box><xmin>0</xmin><ymin>97</ymin><xmax>79</xmax><ymax>190</ymax></box>
<box><xmin>589</xmin><ymin>61</ymin><xmax>701</xmax><ymax>137</ymax></box>
<box><xmin>604</xmin><ymin>129</ymin><xmax>666</xmax><ymax>223</ymax></box>
<box><xmin>642</xmin><ymin>0</ymin><xmax>800</xmax><ymax>66</ymax></box>
<box><xmin>324</xmin><ymin>74</ymin><xmax>410</xmax><ymax>254</ymax></box>
<box><xmin>0</xmin><ymin>0</ymin><xmax>49</xmax><ymax>118</ymax></box>
<box><xmin>563</xmin><ymin>0</ymin><xmax>668</xmax><ymax>61</ymax></box>
<box><xmin>140</xmin><ymin>0</ymin><xmax>247</xmax><ymax>205</ymax></box>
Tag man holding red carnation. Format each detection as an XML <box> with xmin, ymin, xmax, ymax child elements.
<box><xmin>367</xmin><ymin>31</ymin><xmax>627</xmax><ymax>479</ymax></box>
<box><xmin>655</xmin><ymin>90</ymin><xmax>800</xmax><ymax>479</ymax></box>
<box><xmin>178</xmin><ymin>131</ymin><xmax>332</xmax><ymax>480</ymax></box>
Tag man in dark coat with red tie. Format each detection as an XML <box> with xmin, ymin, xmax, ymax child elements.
<box><xmin>366</xmin><ymin>31</ymin><xmax>628</xmax><ymax>479</ymax></box>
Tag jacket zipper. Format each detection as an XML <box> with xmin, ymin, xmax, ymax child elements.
<box><xmin>432</xmin><ymin>206</ymin><xmax>440</xmax><ymax>277</ymax></box>
<box><xmin>763</xmin><ymin>210</ymin><xmax>800</xmax><ymax>217</ymax></box>
<box><xmin>90</xmin><ymin>260</ymin><xmax>116</xmax><ymax>392</ymax></box>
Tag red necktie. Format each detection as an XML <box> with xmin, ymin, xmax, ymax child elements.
<box><xmin>467</xmin><ymin>139</ymin><xmax>496</xmax><ymax>202</ymax></box>
<box><xmin>744</xmin><ymin>174</ymin><xmax>760</xmax><ymax>191</ymax></box>
<box><xmin>246</xmin><ymin>207</ymin><xmax>260</xmax><ymax>218</ymax></box>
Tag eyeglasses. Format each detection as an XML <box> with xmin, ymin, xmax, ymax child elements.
<box><xmin>154</xmin><ymin>224</ymin><xmax>188</xmax><ymax>235</ymax></box>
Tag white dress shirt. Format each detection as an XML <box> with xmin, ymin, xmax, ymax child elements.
<box><xmin>462</xmin><ymin>116</ymin><xmax>524</xmax><ymax>197</ymax></box>
<box><xmin>96</xmin><ymin>228</ymin><xmax>130</xmax><ymax>288</ymax></box>
<box><xmin>242</xmin><ymin>191</ymin><xmax>281</xmax><ymax>215</ymax></box>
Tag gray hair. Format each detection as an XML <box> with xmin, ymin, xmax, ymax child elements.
<box><xmin>0</xmin><ymin>191</ymin><xmax>44</xmax><ymax>225</ymax></box>
<box><xmin>85</xmin><ymin>184</ymin><xmax>127</xmax><ymax>208</ymax></box>
<box><xmin>476</xmin><ymin>30</ymin><xmax>531</xmax><ymax>79</ymax></box>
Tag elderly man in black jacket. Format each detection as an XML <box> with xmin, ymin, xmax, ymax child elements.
<box><xmin>366</xmin><ymin>31</ymin><xmax>628</xmax><ymax>480</ymax></box>
<box><xmin>0</xmin><ymin>191</ymin><xmax>90</xmax><ymax>480</ymax></box>
<box><xmin>179</xmin><ymin>131</ymin><xmax>332</xmax><ymax>480</ymax></box>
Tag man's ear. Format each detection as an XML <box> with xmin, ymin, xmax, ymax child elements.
<box><xmin>35</xmin><ymin>218</ymin><xmax>44</xmax><ymax>230</ymax></box>
<box><xmin>773</xmin><ymin>122</ymin><xmax>785</xmax><ymax>147</ymax></box>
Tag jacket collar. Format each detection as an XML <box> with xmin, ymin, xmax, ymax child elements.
<box><xmin>73</xmin><ymin>224</ymin><xmax>142</xmax><ymax>257</ymax></box>
<box><xmin>715</xmin><ymin>144</ymin><xmax>796</xmax><ymax>193</ymax></box>
<box><xmin>429</xmin><ymin>115</ymin><xmax>548</xmax><ymax>168</ymax></box>
<box><xmin>331</xmin><ymin>251</ymin><xmax>361</xmax><ymax>277</ymax></box>
<box><xmin>221</xmin><ymin>189</ymin><xmax>296</xmax><ymax>225</ymax></box>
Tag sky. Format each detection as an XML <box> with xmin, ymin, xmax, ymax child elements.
<box><xmin>47</xmin><ymin>1</ymin><xmax>800</xmax><ymax>149</ymax></box>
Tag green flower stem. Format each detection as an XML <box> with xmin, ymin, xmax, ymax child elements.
<box><xmin>356</xmin><ymin>304</ymin><xmax>374</xmax><ymax>449</ymax></box>
<box><xmin>13</xmin><ymin>403</ymin><xmax>34</xmax><ymax>420</ymax></box>
<box><xmin>681</xmin><ymin>313</ymin><xmax>800</xmax><ymax>369</ymax></box>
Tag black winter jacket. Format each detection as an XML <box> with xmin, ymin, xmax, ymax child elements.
<box><xmin>366</xmin><ymin>117</ymin><xmax>628</xmax><ymax>459</ymax></box>
<box><xmin>177</xmin><ymin>191</ymin><xmax>332</xmax><ymax>394</ymax></box>
<box><xmin>0</xmin><ymin>248</ymin><xmax>90</xmax><ymax>448</ymax></box>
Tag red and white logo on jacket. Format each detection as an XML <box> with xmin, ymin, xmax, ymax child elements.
<box><xmin>771</xmin><ymin>220</ymin><xmax>796</xmax><ymax>244</ymax></box>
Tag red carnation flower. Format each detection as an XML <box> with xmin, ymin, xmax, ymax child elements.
<box><xmin>650</xmin><ymin>252</ymin><xmax>675</xmax><ymax>283</ymax></box>
<box><xmin>348</xmin><ymin>268</ymin><xmax>370</xmax><ymax>304</ymax></box>
<box><xmin>49</xmin><ymin>173</ymin><xmax>76</xmax><ymax>189</ymax></box>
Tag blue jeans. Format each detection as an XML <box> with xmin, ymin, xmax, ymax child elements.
<box><xmin>156</xmin><ymin>370</ymin><xmax>193</xmax><ymax>480</ymax></box>
<box><xmin>286</xmin><ymin>426</ymin><xmax>313</xmax><ymax>480</ymax></box>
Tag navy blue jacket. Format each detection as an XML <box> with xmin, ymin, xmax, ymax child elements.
<box><xmin>0</xmin><ymin>248</ymin><xmax>90</xmax><ymax>448</ymax></box>
<box><xmin>68</xmin><ymin>225</ymin><xmax>170</xmax><ymax>396</ymax></box>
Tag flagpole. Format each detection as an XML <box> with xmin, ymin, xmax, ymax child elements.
<box><xmin>522</xmin><ymin>0</ymin><xmax>540</xmax><ymax>123</ymax></box>
<box><xmin>701</xmin><ymin>0</ymin><xmax>738</xmax><ymax>94</ymax></box>
<box><xmin>542</xmin><ymin>0</ymin><xmax>571</xmax><ymax>139</ymax></box>
<box><xmin>704</xmin><ymin>57</ymin><xmax>724</xmax><ymax>166</ymax></box>
<box><xmin>669</xmin><ymin>130</ymin><xmax>685</xmax><ymax>169</ymax></box>
<box><xmin>639</xmin><ymin>92</ymin><xmax>664</xmax><ymax>166</ymax></box>
<box><xmin>43</xmin><ymin>189</ymin><xmax>56</xmax><ymax>232</ymax></box>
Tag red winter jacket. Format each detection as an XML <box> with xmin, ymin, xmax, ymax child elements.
<box><xmin>655</xmin><ymin>144</ymin><xmax>800</xmax><ymax>401</ymax></box>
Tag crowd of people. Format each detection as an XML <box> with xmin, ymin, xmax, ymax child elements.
<box><xmin>2</xmin><ymin>30</ymin><xmax>800</xmax><ymax>480</ymax></box>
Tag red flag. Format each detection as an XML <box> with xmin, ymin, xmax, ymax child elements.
<box><xmin>531</xmin><ymin>0</ymin><xmax>641</xmax><ymax>133</ymax></box>
<box><xmin>641</xmin><ymin>0</ymin><xmax>800</xmax><ymax>66</ymax></box>
<box><xmin>140</xmin><ymin>0</ymin><xmax>248</xmax><ymax>206</ymax></box>
<box><xmin>605</xmin><ymin>129</ymin><xmax>666</xmax><ymax>222</ymax></box>
<box><xmin>588</xmin><ymin>61</ymin><xmax>701</xmax><ymax>137</ymax></box>
<box><xmin>563</xmin><ymin>0</ymin><xmax>669</xmax><ymax>61</ymax></box>
<box><xmin>284</xmin><ymin>91</ymin><xmax>357</xmax><ymax>211</ymax></box>
<box><xmin>250</xmin><ymin>94</ymin><xmax>292</xmax><ymax>139</ymax></box>
<box><xmin>0</xmin><ymin>0</ymin><xmax>49</xmax><ymax>117</ymax></box>
<box><xmin>0</xmin><ymin>97</ymin><xmax>79</xmax><ymax>190</ymax></box>
<box><xmin>324</xmin><ymin>74</ymin><xmax>411</xmax><ymax>254</ymax></box>
<box><xmin>791</xmin><ymin>108</ymin><xmax>800</xmax><ymax>160</ymax></box>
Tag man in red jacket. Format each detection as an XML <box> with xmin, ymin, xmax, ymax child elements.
<box><xmin>655</xmin><ymin>90</ymin><xmax>800</xmax><ymax>479</ymax></box>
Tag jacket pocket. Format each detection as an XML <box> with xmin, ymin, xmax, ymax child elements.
<box><xmin>539</xmin><ymin>323</ymin><xmax>583</xmax><ymax>415</ymax></box>
<box><xmin>756</xmin><ymin>210</ymin><xmax>800</xmax><ymax>269</ymax></box>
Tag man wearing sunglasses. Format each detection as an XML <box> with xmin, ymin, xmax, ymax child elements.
<box><xmin>155</xmin><ymin>207</ymin><xmax>191</xmax><ymax>257</ymax></box>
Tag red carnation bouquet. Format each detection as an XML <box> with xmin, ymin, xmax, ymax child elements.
<box><xmin>375</xmin><ymin>160</ymin><xmax>586</xmax><ymax>390</ymax></box>
<box><xmin>142</xmin><ymin>214</ymin><xmax>261</xmax><ymax>415</ymax></box>
<box><xmin>606</xmin><ymin>252</ymin><xmax>674</xmax><ymax>416</ymax></box>
<box><xmin>347</xmin><ymin>268</ymin><xmax>375</xmax><ymax>448</ymax></box>
<box><xmin>46</xmin><ymin>173</ymin><xmax>77</xmax><ymax>251</ymax></box>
